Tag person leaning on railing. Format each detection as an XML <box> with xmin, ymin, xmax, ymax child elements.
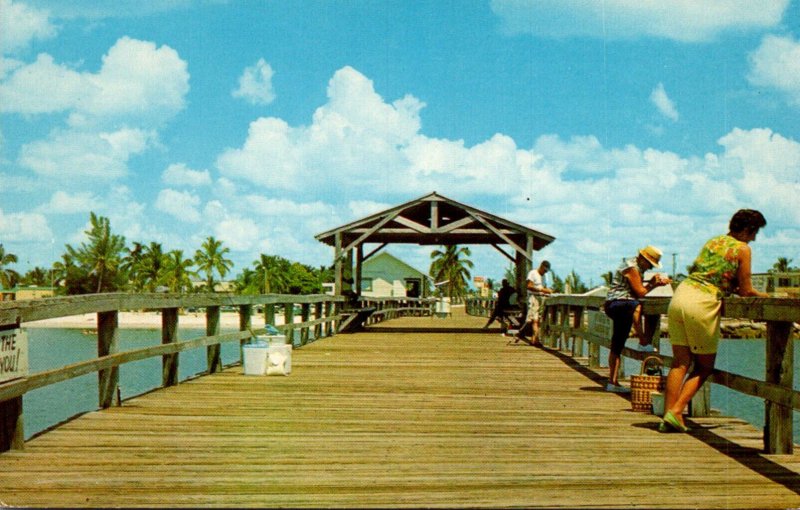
<box><xmin>603</xmin><ymin>246</ymin><xmax>671</xmax><ymax>393</ymax></box>
<box><xmin>660</xmin><ymin>209</ymin><xmax>769</xmax><ymax>433</ymax></box>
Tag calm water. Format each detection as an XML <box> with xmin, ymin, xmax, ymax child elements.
<box><xmin>23</xmin><ymin>327</ymin><xmax>244</xmax><ymax>439</ymax></box>
<box><xmin>18</xmin><ymin>328</ymin><xmax>800</xmax><ymax>440</ymax></box>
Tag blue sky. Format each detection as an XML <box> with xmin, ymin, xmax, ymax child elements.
<box><xmin>1</xmin><ymin>0</ymin><xmax>799</xmax><ymax>287</ymax></box>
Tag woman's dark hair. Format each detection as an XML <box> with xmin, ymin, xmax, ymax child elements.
<box><xmin>729</xmin><ymin>209</ymin><xmax>767</xmax><ymax>233</ymax></box>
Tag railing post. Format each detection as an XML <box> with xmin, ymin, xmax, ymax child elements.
<box><xmin>0</xmin><ymin>323</ymin><xmax>24</xmax><ymax>451</ymax></box>
<box><xmin>300</xmin><ymin>303</ymin><xmax>310</xmax><ymax>345</ymax></box>
<box><xmin>238</xmin><ymin>305</ymin><xmax>252</xmax><ymax>363</ymax></box>
<box><xmin>97</xmin><ymin>311</ymin><xmax>119</xmax><ymax>408</ymax></box>
<box><xmin>314</xmin><ymin>302</ymin><xmax>323</xmax><ymax>339</ymax></box>
<box><xmin>284</xmin><ymin>302</ymin><xmax>295</xmax><ymax>345</ymax></box>
<box><xmin>559</xmin><ymin>305</ymin><xmax>570</xmax><ymax>351</ymax></box>
<box><xmin>265</xmin><ymin>303</ymin><xmax>276</xmax><ymax>327</ymax></box>
<box><xmin>206</xmin><ymin>306</ymin><xmax>222</xmax><ymax>373</ymax></box>
<box><xmin>764</xmin><ymin>320</ymin><xmax>794</xmax><ymax>454</ymax></box>
<box><xmin>162</xmin><ymin>308</ymin><xmax>179</xmax><ymax>387</ymax></box>
<box><xmin>325</xmin><ymin>301</ymin><xmax>334</xmax><ymax>336</ymax></box>
<box><xmin>572</xmin><ymin>306</ymin><xmax>584</xmax><ymax>357</ymax></box>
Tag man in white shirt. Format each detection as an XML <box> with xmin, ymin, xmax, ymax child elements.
<box><xmin>515</xmin><ymin>260</ymin><xmax>553</xmax><ymax>346</ymax></box>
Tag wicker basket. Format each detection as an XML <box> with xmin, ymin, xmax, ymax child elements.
<box><xmin>630</xmin><ymin>356</ymin><xmax>666</xmax><ymax>412</ymax></box>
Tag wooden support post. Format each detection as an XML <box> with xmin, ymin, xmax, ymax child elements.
<box><xmin>0</xmin><ymin>324</ymin><xmax>24</xmax><ymax>452</ymax></box>
<box><xmin>300</xmin><ymin>303</ymin><xmax>310</xmax><ymax>345</ymax></box>
<box><xmin>162</xmin><ymin>308</ymin><xmax>179</xmax><ymax>387</ymax></box>
<box><xmin>239</xmin><ymin>304</ymin><xmax>252</xmax><ymax>363</ymax></box>
<box><xmin>325</xmin><ymin>301</ymin><xmax>333</xmax><ymax>337</ymax></box>
<box><xmin>559</xmin><ymin>305</ymin><xmax>570</xmax><ymax>351</ymax></box>
<box><xmin>97</xmin><ymin>311</ymin><xmax>119</xmax><ymax>409</ymax></box>
<box><xmin>572</xmin><ymin>306</ymin><xmax>584</xmax><ymax>357</ymax></box>
<box><xmin>314</xmin><ymin>302</ymin><xmax>323</xmax><ymax>340</ymax></box>
<box><xmin>764</xmin><ymin>320</ymin><xmax>794</xmax><ymax>454</ymax></box>
<box><xmin>689</xmin><ymin>383</ymin><xmax>711</xmax><ymax>417</ymax></box>
<box><xmin>284</xmin><ymin>302</ymin><xmax>295</xmax><ymax>345</ymax></box>
<box><xmin>265</xmin><ymin>303</ymin><xmax>276</xmax><ymax>327</ymax></box>
<box><xmin>644</xmin><ymin>313</ymin><xmax>661</xmax><ymax>352</ymax></box>
<box><xmin>206</xmin><ymin>306</ymin><xmax>221</xmax><ymax>373</ymax></box>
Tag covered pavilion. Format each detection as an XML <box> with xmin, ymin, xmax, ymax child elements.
<box><xmin>315</xmin><ymin>192</ymin><xmax>555</xmax><ymax>298</ymax></box>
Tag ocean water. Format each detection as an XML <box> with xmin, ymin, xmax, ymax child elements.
<box><xmin>22</xmin><ymin>327</ymin><xmax>245</xmax><ymax>439</ymax></box>
<box><xmin>15</xmin><ymin>328</ymin><xmax>800</xmax><ymax>441</ymax></box>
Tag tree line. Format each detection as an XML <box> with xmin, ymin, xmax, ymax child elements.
<box><xmin>0</xmin><ymin>212</ymin><xmax>332</xmax><ymax>296</ymax></box>
<box><xmin>1</xmin><ymin>213</ymin><xmax>795</xmax><ymax>298</ymax></box>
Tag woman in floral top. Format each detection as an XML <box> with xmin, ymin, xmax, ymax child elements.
<box><xmin>662</xmin><ymin>209</ymin><xmax>768</xmax><ymax>432</ymax></box>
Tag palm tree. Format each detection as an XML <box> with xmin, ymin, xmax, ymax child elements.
<box><xmin>22</xmin><ymin>266</ymin><xmax>48</xmax><ymax>286</ymax></box>
<box><xmin>254</xmin><ymin>254</ymin><xmax>290</xmax><ymax>294</ymax></box>
<box><xmin>0</xmin><ymin>244</ymin><xmax>20</xmax><ymax>289</ymax></box>
<box><xmin>601</xmin><ymin>271</ymin><xmax>614</xmax><ymax>286</ymax></box>
<box><xmin>140</xmin><ymin>242</ymin><xmax>166</xmax><ymax>292</ymax></box>
<box><xmin>429</xmin><ymin>245</ymin><xmax>473</xmax><ymax>300</ymax></box>
<box><xmin>770</xmin><ymin>257</ymin><xmax>794</xmax><ymax>273</ymax></box>
<box><xmin>194</xmin><ymin>236</ymin><xmax>233</xmax><ymax>292</ymax></box>
<box><xmin>159</xmin><ymin>250</ymin><xmax>196</xmax><ymax>293</ymax></box>
<box><xmin>67</xmin><ymin>212</ymin><xmax>126</xmax><ymax>293</ymax></box>
<box><xmin>121</xmin><ymin>242</ymin><xmax>145</xmax><ymax>291</ymax></box>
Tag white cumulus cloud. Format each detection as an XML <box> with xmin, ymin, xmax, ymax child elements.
<box><xmin>747</xmin><ymin>34</ymin><xmax>800</xmax><ymax>106</ymax></box>
<box><xmin>232</xmin><ymin>58</ymin><xmax>276</xmax><ymax>105</ymax></box>
<box><xmin>0</xmin><ymin>0</ymin><xmax>57</xmax><ymax>55</ymax></box>
<box><xmin>0</xmin><ymin>208</ymin><xmax>52</xmax><ymax>241</ymax></box>
<box><xmin>650</xmin><ymin>83</ymin><xmax>679</xmax><ymax>122</ymax></box>
<box><xmin>39</xmin><ymin>190</ymin><xmax>96</xmax><ymax>214</ymax></box>
<box><xmin>18</xmin><ymin>127</ymin><xmax>157</xmax><ymax>181</ymax></box>
<box><xmin>155</xmin><ymin>188</ymin><xmax>202</xmax><ymax>223</ymax></box>
<box><xmin>162</xmin><ymin>163</ymin><xmax>212</xmax><ymax>187</ymax></box>
<box><xmin>0</xmin><ymin>37</ymin><xmax>189</xmax><ymax>127</ymax></box>
<box><xmin>490</xmin><ymin>0</ymin><xmax>789</xmax><ymax>42</ymax></box>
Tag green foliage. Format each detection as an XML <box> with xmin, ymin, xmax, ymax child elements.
<box><xmin>429</xmin><ymin>245</ymin><xmax>474</xmax><ymax>299</ymax></box>
<box><xmin>0</xmin><ymin>244</ymin><xmax>20</xmax><ymax>289</ymax></box>
<box><xmin>159</xmin><ymin>250</ymin><xmax>197</xmax><ymax>293</ymax></box>
<box><xmin>769</xmin><ymin>257</ymin><xmax>796</xmax><ymax>273</ymax></box>
<box><xmin>21</xmin><ymin>266</ymin><xmax>49</xmax><ymax>286</ymax></box>
<box><xmin>194</xmin><ymin>236</ymin><xmax>233</xmax><ymax>292</ymax></box>
<box><xmin>550</xmin><ymin>273</ymin><xmax>564</xmax><ymax>293</ymax></box>
<box><xmin>564</xmin><ymin>269</ymin><xmax>589</xmax><ymax>294</ymax></box>
<box><xmin>247</xmin><ymin>254</ymin><xmax>326</xmax><ymax>295</ymax></box>
<box><xmin>64</xmin><ymin>212</ymin><xmax>127</xmax><ymax>294</ymax></box>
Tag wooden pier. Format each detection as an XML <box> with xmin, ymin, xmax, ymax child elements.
<box><xmin>1</xmin><ymin>308</ymin><xmax>799</xmax><ymax>508</ymax></box>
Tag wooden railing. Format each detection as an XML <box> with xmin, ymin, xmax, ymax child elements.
<box><xmin>0</xmin><ymin>292</ymin><xmax>352</xmax><ymax>452</ymax></box>
<box><xmin>358</xmin><ymin>297</ymin><xmax>436</xmax><ymax>325</ymax></box>
<box><xmin>466</xmin><ymin>294</ymin><xmax>800</xmax><ymax>455</ymax></box>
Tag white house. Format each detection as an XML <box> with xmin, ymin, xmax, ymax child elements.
<box><xmin>360</xmin><ymin>252</ymin><xmax>430</xmax><ymax>298</ymax></box>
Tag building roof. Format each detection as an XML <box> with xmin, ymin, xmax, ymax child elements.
<box><xmin>362</xmin><ymin>251</ymin><xmax>429</xmax><ymax>279</ymax></box>
<box><xmin>315</xmin><ymin>192</ymin><xmax>555</xmax><ymax>254</ymax></box>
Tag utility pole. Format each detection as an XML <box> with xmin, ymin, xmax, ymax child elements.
<box><xmin>672</xmin><ymin>253</ymin><xmax>677</xmax><ymax>279</ymax></box>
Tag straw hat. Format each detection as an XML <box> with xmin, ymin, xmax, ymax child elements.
<box><xmin>639</xmin><ymin>245</ymin><xmax>662</xmax><ymax>268</ymax></box>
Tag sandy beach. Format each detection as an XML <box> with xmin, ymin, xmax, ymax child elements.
<box><xmin>26</xmin><ymin>311</ymin><xmax>271</xmax><ymax>330</ymax></box>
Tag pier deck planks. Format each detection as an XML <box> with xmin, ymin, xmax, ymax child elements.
<box><xmin>1</xmin><ymin>309</ymin><xmax>799</xmax><ymax>508</ymax></box>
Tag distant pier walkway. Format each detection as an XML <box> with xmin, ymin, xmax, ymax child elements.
<box><xmin>1</xmin><ymin>308</ymin><xmax>799</xmax><ymax>508</ymax></box>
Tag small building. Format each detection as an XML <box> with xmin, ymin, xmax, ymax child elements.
<box><xmin>0</xmin><ymin>286</ymin><xmax>56</xmax><ymax>301</ymax></box>
<box><xmin>752</xmin><ymin>272</ymin><xmax>800</xmax><ymax>297</ymax></box>
<box><xmin>360</xmin><ymin>252</ymin><xmax>430</xmax><ymax>298</ymax></box>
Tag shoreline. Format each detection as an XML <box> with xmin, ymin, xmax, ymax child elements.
<box><xmin>25</xmin><ymin>311</ymin><xmax>272</xmax><ymax>330</ymax></box>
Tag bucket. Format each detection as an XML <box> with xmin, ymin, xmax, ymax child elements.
<box><xmin>266</xmin><ymin>344</ymin><xmax>292</xmax><ymax>376</ymax></box>
<box><xmin>242</xmin><ymin>342</ymin><xmax>268</xmax><ymax>375</ymax></box>
<box><xmin>267</xmin><ymin>334</ymin><xmax>288</xmax><ymax>346</ymax></box>
<box><xmin>651</xmin><ymin>392</ymin><xmax>665</xmax><ymax>416</ymax></box>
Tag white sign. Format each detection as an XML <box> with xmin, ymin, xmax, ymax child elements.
<box><xmin>0</xmin><ymin>329</ymin><xmax>28</xmax><ymax>384</ymax></box>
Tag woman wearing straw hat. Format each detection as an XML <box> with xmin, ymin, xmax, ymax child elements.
<box><xmin>603</xmin><ymin>246</ymin><xmax>671</xmax><ymax>393</ymax></box>
<box><xmin>661</xmin><ymin>209</ymin><xmax>768</xmax><ymax>432</ymax></box>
